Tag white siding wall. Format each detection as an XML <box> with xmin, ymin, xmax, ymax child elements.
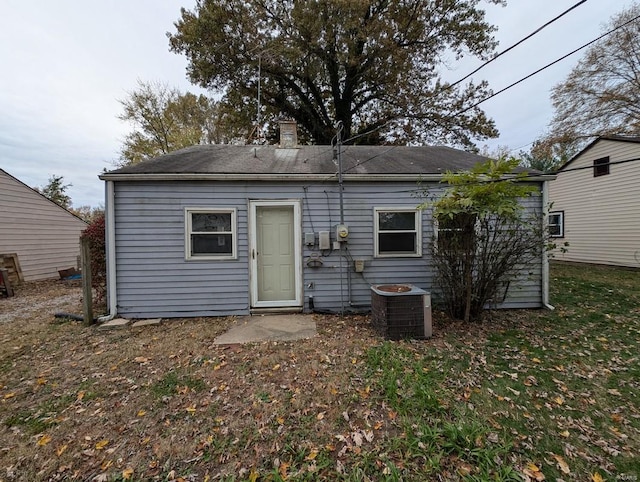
<box><xmin>112</xmin><ymin>180</ymin><xmax>544</xmax><ymax>318</ymax></box>
<box><xmin>549</xmin><ymin>140</ymin><xmax>640</xmax><ymax>267</ymax></box>
<box><xmin>0</xmin><ymin>170</ymin><xmax>87</xmax><ymax>281</ymax></box>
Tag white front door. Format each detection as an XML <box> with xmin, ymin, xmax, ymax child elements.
<box><xmin>249</xmin><ymin>200</ymin><xmax>302</xmax><ymax>309</ymax></box>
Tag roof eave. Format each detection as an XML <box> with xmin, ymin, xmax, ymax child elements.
<box><xmin>99</xmin><ymin>172</ymin><xmax>555</xmax><ymax>182</ymax></box>
<box><xmin>99</xmin><ymin>172</ymin><xmax>445</xmax><ymax>182</ymax></box>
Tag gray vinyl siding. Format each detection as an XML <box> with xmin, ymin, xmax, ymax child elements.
<box><xmin>504</xmin><ymin>193</ymin><xmax>544</xmax><ymax>309</ymax></box>
<box><xmin>302</xmin><ymin>184</ymin><xmax>434</xmax><ymax>313</ymax></box>
<box><xmin>549</xmin><ymin>139</ymin><xmax>640</xmax><ymax>267</ymax></box>
<box><xmin>0</xmin><ymin>170</ymin><xmax>87</xmax><ymax>281</ymax></box>
<box><xmin>112</xmin><ymin>180</ymin><xmax>544</xmax><ymax>318</ymax></box>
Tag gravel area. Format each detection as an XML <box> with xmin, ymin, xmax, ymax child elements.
<box><xmin>0</xmin><ymin>279</ymin><xmax>83</xmax><ymax>324</ymax></box>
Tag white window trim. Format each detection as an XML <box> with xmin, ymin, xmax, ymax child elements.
<box><xmin>185</xmin><ymin>207</ymin><xmax>237</xmax><ymax>261</ymax></box>
<box><xmin>374</xmin><ymin>207</ymin><xmax>422</xmax><ymax>258</ymax></box>
<box><xmin>548</xmin><ymin>211</ymin><xmax>564</xmax><ymax>238</ymax></box>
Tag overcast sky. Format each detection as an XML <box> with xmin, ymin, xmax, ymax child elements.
<box><xmin>0</xmin><ymin>0</ymin><xmax>631</xmax><ymax>208</ymax></box>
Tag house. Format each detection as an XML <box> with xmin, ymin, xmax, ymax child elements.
<box><xmin>99</xmin><ymin>126</ymin><xmax>554</xmax><ymax>319</ymax></box>
<box><xmin>0</xmin><ymin>169</ymin><xmax>87</xmax><ymax>281</ymax></box>
<box><xmin>548</xmin><ymin>135</ymin><xmax>640</xmax><ymax>268</ymax></box>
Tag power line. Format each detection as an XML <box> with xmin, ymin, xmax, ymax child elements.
<box><xmin>342</xmin><ymin>2</ymin><xmax>590</xmax><ymax>147</ymax></box>
<box><xmin>449</xmin><ymin>0</ymin><xmax>587</xmax><ymax>90</ymax></box>
<box><xmin>346</xmin><ymin>5</ymin><xmax>638</xmax><ymax>152</ymax></box>
<box><xmin>343</xmin><ymin>120</ymin><xmax>393</xmax><ymax>145</ymax></box>
<box><xmin>341</xmin><ymin>145</ymin><xmax>400</xmax><ymax>174</ymax></box>
<box><xmin>454</xmin><ymin>12</ymin><xmax>640</xmax><ymax>116</ymax></box>
<box><xmin>553</xmin><ymin>156</ymin><xmax>640</xmax><ymax>174</ymax></box>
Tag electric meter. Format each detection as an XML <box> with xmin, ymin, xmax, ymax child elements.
<box><xmin>336</xmin><ymin>224</ymin><xmax>349</xmax><ymax>241</ymax></box>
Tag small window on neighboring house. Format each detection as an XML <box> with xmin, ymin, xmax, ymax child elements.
<box><xmin>548</xmin><ymin>211</ymin><xmax>564</xmax><ymax>238</ymax></box>
<box><xmin>374</xmin><ymin>208</ymin><xmax>422</xmax><ymax>257</ymax></box>
<box><xmin>593</xmin><ymin>157</ymin><xmax>610</xmax><ymax>177</ymax></box>
<box><xmin>185</xmin><ymin>208</ymin><xmax>237</xmax><ymax>260</ymax></box>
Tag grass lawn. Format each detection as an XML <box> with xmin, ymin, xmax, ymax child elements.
<box><xmin>0</xmin><ymin>262</ymin><xmax>638</xmax><ymax>481</ymax></box>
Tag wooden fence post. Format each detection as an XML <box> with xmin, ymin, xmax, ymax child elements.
<box><xmin>81</xmin><ymin>238</ymin><xmax>94</xmax><ymax>325</ymax></box>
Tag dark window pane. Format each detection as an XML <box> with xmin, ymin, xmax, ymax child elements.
<box><xmin>192</xmin><ymin>213</ymin><xmax>231</xmax><ymax>232</ymax></box>
<box><xmin>548</xmin><ymin>213</ymin><xmax>562</xmax><ymax>237</ymax></box>
<box><xmin>379</xmin><ymin>232</ymin><xmax>416</xmax><ymax>253</ymax></box>
<box><xmin>437</xmin><ymin>213</ymin><xmax>477</xmax><ymax>251</ymax></box>
<box><xmin>593</xmin><ymin>157</ymin><xmax>609</xmax><ymax>177</ymax></box>
<box><xmin>378</xmin><ymin>211</ymin><xmax>415</xmax><ymax>231</ymax></box>
<box><xmin>191</xmin><ymin>234</ymin><xmax>232</xmax><ymax>255</ymax></box>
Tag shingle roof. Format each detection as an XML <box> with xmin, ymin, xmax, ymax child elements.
<box><xmin>104</xmin><ymin>144</ymin><xmax>492</xmax><ymax>177</ymax></box>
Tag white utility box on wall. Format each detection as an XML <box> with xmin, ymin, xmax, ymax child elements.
<box><xmin>318</xmin><ymin>231</ymin><xmax>330</xmax><ymax>250</ymax></box>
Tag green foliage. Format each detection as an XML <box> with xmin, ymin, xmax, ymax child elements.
<box><xmin>423</xmin><ymin>158</ymin><xmax>546</xmax><ymax>322</ymax></box>
<box><xmin>39</xmin><ymin>175</ymin><xmax>72</xmax><ymax>209</ymax></box>
<box><xmin>432</xmin><ymin>158</ymin><xmax>537</xmax><ymax>219</ymax></box>
<box><xmin>168</xmin><ymin>0</ymin><xmax>502</xmax><ymax>146</ymax></box>
<box><xmin>117</xmin><ymin>80</ymin><xmax>241</xmax><ymax>166</ymax></box>
<box><xmin>519</xmin><ymin>137</ymin><xmax>577</xmax><ymax>172</ymax></box>
<box><xmin>80</xmin><ymin>214</ymin><xmax>106</xmax><ymax>310</ymax></box>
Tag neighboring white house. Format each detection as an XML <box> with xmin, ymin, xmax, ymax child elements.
<box><xmin>549</xmin><ymin>136</ymin><xmax>640</xmax><ymax>268</ymax></box>
<box><xmin>0</xmin><ymin>169</ymin><xmax>87</xmax><ymax>281</ymax></box>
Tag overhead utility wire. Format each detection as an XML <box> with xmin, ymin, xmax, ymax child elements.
<box><xmin>552</xmin><ymin>156</ymin><xmax>640</xmax><ymax>174</ymax></box>
<box><xmin>448</xmin><ymin>0</ymin><xmax>587</xmax><ymax>90</ymax></box>
<box><xmin>341</xmin><ymin>2</ymin><xmax>588</xmax><ymax>146</ymax></box>
<box><xmin>455</xmin><ymin>12</ymin><xmax>640</xmax><ymax>116</ymax></box>
<box><xmin>346</xmin><ymin>4</ymin><xmax>635</xmax><ymax>145</ymax></box>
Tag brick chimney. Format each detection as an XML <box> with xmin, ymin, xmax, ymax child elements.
<box><xmin>278</xmin><ymin>120</ymin><xmax>298</xmax><ymax>148</ymax></box>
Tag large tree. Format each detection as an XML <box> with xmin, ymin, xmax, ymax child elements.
<box><xmin>117</xmin><ymin>80</ymin><xmax>243</xmax><ymax>165</ymax></box>
<box><xmin>549</xmin><ymin>3</ymin><xmax>640</xmax><ymax>144</ymax></box>
<box><xmin>168</xmin><ymin>0</ymin><xmax>502</xmax><ymax>146</ymax></box>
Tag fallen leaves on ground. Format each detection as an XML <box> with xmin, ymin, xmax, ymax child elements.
<box><xmin>1</xmin><ymin>267</ymin><xmax>638</xmax><ymax>481</ymax></box>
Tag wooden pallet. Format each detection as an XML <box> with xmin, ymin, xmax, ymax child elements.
<box><xmin>0</xmin><ymin>268</ymin><xmax>13</xmax><ymax>297</ymax></box>
<box><xmin>0</xmin><ymin>253</ymin><xmax>24</xmax><ymax>286</ymax></box>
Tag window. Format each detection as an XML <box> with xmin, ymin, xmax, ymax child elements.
<box><xmin>548</xmin><ymin>211</ymin><xmax>564</xmax><ymax>238</ymax></box>
<box><xmin>374</xmin><ymin>208</ymin><xmax>422</xmax><ymax>257</ymax></box>
<box><xmin>435</xmin><ymin>213</ymin><xmax>476</xmax><ymax>253</ymax></box>
<box><xmin>593</xmin><ymin>156</ymin><xmax>610</xmax><ymax>177</ymax></box>
<box><xmin>185</xmin><ymin>208</ymin><xmax>237</xmax><ymax>260</ymax></box>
